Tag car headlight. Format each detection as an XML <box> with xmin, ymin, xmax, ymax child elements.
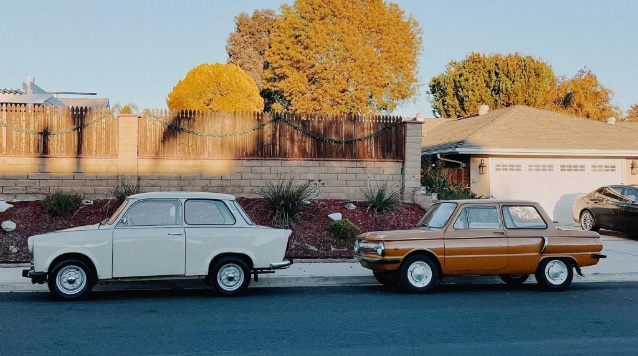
<box><xmin>375</xmin><ymin>242</ymin><xmax>385</xmax><ymax>256</ymax></box>
<box><xmin>27</xmin><ymin>236</ymin><xmax>34</xmax><ymax>255</ymax></box>
<box><xmin>353</xmin><ymin>240</ymin><xmax>359</xmax><ymax>252</ymax></box>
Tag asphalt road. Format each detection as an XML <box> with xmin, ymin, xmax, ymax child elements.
<box><xmin>2</xmin><ymin>282</ymin><xmax>638</xmax><ymax>356</ymax></box>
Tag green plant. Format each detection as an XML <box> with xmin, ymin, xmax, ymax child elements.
<box><xmin>327</xmin><ymin>219</ymin><xmax>361</xmax><ymax>244</ymax></box>
<box><xmin>421</xmin><ymin>160</ymin><xmax>478</xmax><ymax>200</ymax></box>
<box><xmin>360</xmin><ymin>182</ymin><xmax>401</xmax><ymax>214</ymax></box>
<box><xmin>257</xmin><ymin>177</ymin><xmax>314</xmax><ymax>228</ymax></box>
<box><xmin>110</xmin><ymin>177</ymin><xmax>143</xmax><ymax>203</ymax></box>
<box><xmin>42</xmin><ymin>190</ymin><xmax>83</xmax><ymax>216</ymax></box>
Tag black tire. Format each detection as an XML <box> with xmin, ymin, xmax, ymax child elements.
<box><xmin>373</xmin><ymin>271</ymin><xmax>400</xmax><ymax>287</ymax></box>
<box><xmin>535</xmin><ymin>258</ymin><xmax>573</xmax><ymax>291</ymax></box>
<box><xmin>399</xmin><ymin>254</ymin><xmax>439</xmax><ymax>293</ymax></box>
<box><xmin>499</xmin><ymin>274</ymin><xmax>529</xmax><ymax>286</ymax></box>
<box><xmin>47</xmin><ymin>258</ymin><xmax>94</xmax><ymax>300</ymax></box>
<box><xmin>579</xmin><ymin>210</ymin><xmax>599</xmax><ymax>232</ymax></box>
<box><xmin>209</xmin><ymin>257</ymin><xmax>250</xmax><ymax>296</ymax></box>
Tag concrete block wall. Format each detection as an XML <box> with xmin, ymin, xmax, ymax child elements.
<box><xmin>0</xmin><ymin>114</ymin><xmax>424</xmax><ymax>202</ymax></box>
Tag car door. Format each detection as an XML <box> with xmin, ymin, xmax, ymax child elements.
<box><xmin>112</xmin><ymin>199</ymin><xmax>185</xmax><ymax>278</ymax></box>
<box><xmin>501</xmin><ymin>205</ymin><xmax>549</xmax><ymax>271</ymax></box>
<box><xmin>591</xmin><ymin>187</ymin><xmax>623</xmax><ymax>229</ymax></box>
<box><xmin>443</xmin><ymin>204</ymin><xmax>508</xmax><ymax>271</ymax></box>
<box><xmin>619</xmin><ymin>187</ymin><xmax>638</xmax><ymax>233</ymax></box>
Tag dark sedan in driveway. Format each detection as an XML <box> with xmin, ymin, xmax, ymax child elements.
<box><xmin>573</xmin><ymin>185</ymin><xmax>638</xmax><ymax>236</ymax></box>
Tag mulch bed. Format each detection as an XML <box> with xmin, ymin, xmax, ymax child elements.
<box><xmin>0</xmin><ymin>198</ymin><xmax>425</xmax><ymax>263</ymax></box>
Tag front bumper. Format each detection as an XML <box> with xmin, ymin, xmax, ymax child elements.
<box><xmin>354</xmin><ymin>255</ymin><xmax>401</xmax><ymax>264</ymax></box>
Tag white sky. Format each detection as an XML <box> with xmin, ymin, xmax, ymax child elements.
<box><xmin>1</xmin><ymin>0</ymin><xmax>636</xmax><ymax>117</ymax></box>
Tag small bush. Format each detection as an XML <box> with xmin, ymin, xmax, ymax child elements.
<box><xmin>42</xmin><ymin>191</ymin><xmax>83</xmax><ymax>216</ymax></box>
<box><xmin>257</xmin><ymin>177</ymin><xmax>314</xmax><ymax>228</ymax></box>
<box><xmin>360</xmin><ymin>182</ymin><xmax>401</xmax><ymax>214</ymax></box>
<box><xmin>110</xmin><ymin>177</ymin><xmax>143</xmax><ymax>203</ymax></box>
<box><xmin>327</xmin><ymin>219</ymin><xmax>361</xmax><ymax>244</ymax></box>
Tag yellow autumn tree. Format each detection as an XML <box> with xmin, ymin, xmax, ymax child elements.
<box><xmin>625</xmin><ymin>104</ymin><xmax>638</xmax><ymax>122</ymax></box>
<box><xmin>265</xmin><ymin>0</ymin><xmax>422</xmax><ymax>114</ymax></box>
<box><xmin>166</xmin><ymin>63</ymin><xmax>264</xmax><ymax>112</ymax></box>
<box><xmin>550</xmin><ymin>68</ymin><xmax>621</xmax><ymax>121</ymax></box>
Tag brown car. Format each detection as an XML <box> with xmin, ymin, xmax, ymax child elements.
<box><xmin>354</xmin><ymin>200</ymin><xmax>606</xmax><ymax>293</ymax></box>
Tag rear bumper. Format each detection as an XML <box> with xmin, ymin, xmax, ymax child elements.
<box><xmin>592</xmin><ymin>253</ymin><xmax>607</xmax><ymax>259</ymax></box>
<box><xmin>269</xmin><ymin>258</ymin><xmax>293</xmax><ymax>269</ymax></box>
<box><xmin>22</xmin><ymin>268</ymin><xmax>47</xmax><ymax>283</ymax></box>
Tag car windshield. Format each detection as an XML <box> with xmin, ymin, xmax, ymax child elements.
<box><xmin>106</xmin><ymin>200</ymin><xmax>128</xmax><ymax>225</ymax></box>
<box><xmin>416</xmin><ymin>202</ymin><xmax>457</xmax><ymax>229</ymax></box>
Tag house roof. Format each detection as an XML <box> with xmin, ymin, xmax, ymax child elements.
<box><xmin>421</xmin><ymin>105</ymin><xmax>638</xmax><ymax>157</ymax></box>
<box><xmin>58</xmin><ymin>98</ymin><xmax>110</xmax><ymax>108</ymax></box>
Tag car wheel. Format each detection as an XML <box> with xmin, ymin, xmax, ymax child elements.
<box><xmin>373</xmin><ymin>271</ymin><xmax>400</xmax><ymax>287</ymax></box>
<box><xmin>210</xmin><ymin>257</ymin><xmax>250</xmax><ymax>296</ymax></box>
<box><xmin>535</xmin><ymin>258</ymin><xmax>573</xmax><ymax>291</ymax></box>
<box><xmin>399</xmin><ymin>254</ymin><xmax>438</xmax><ymax>293</ymax></box>
<box><xmin>47</xmin><ymin>259</ymin><xmax>94</xmax><ymax>300</ymax></box>
<box><xmin>499</xmin><ymin>274</ymin><xmax>529</xmax><ymax>286</ymax></box>
<box><xmin>580</xmin><ymin>210</ymin><xmax>599</xmax><ymax>231</ymax></box>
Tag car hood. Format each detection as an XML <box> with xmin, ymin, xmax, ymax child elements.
<box><xmin>358</xmin><ymin>228</ymin><xmax>440</xmax><ymax>241</ymax></box>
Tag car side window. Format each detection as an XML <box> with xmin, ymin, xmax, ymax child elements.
<box><xmin>453</xmin><ymin>206</ymin><xmax>500</xmax><ymax>230</ymax></box>
<box><xmin>502</xmin><ymin>206</ymin><xmax>547</xmax><ymax>229</ymax></box>
<box><xmin>185</xmin><ymin>199</ymin><xmax>236</xmax><ymax>225</ymax></box>
<box><xmin>622</xmin><ymin>188</ymin><xmax>638</xmax><ymax>202</ymax></box>
<box><xmin>123</xmin><ymin>200</ymin><xmax>180</xmax><ymax>226</ymax></box>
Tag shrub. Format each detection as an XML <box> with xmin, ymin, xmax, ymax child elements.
<box><xmin>421</xmin><ymin>161</ymin><xmax>478</xmax><ymax>200</ymax></box>
<box><xmin>257</xmin><ymin>177</ymin><xmax>314</xmax><ymax>228</ymax></box>
<box><xmin>42</xmin><ymin>190</ymin><xmax>83</xmax><ymax>216</ymax></box>
<box><xmin>360</xmin><ymin>182</ymin><xmax>401</xmax><ymax>214</ymax></box>
<box><xmin>110</xmin><ymin>177</ymin><xmax>143</xmax><ymax>203</ymax></box>
<box><xmin>327</xmin><ymin>219</ymin><xmax>361</xmax><ymax>244</ymax></box>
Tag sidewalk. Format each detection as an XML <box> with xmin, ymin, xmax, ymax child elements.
<box><xmin>2</xmin><ymin>234</ymin><xmax>638</xmax><ymax>293</ymax></box>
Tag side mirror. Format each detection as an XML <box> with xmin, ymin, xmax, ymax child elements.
<box><xmin>118</xmin><ymin>216</ymin><xmax>128</xmax><ymax>226</ymax></box>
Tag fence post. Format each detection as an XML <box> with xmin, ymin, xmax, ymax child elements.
<box><xmin>118</xmin><ymin>114</ymin><xmax>140</xmax><ymax>175</ymax></box>
<box><xmin>401</xmin><ymin>117</ymin><xmax>424</xmax><ymax>202</ymax></box>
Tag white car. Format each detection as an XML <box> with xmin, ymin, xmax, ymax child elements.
<box><xmin>22</xmin><ymin>192</ymin><xmax>292</xmax><ymax>300</ymax></box>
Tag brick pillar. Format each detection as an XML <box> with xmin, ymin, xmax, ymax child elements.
<box><xmin>117</xmin><ymin>114</ymin><xmax>140</xmax><ymax>176</ymax></box>
<box><xmin>401</xmin><ymin>119</ymin><xmax>424</xmax><ymax>202</ymax></box>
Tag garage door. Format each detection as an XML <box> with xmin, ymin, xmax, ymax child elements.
<box><xmin>488</xmin><ymin>158</ymin><xmax>624</xmax><ymax>225</ymax></box>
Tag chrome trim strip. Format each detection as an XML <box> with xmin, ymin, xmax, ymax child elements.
<box><xmin>541</xmin><ymin>236</ymin><xmax>549</xmax><ymax>254</ymax></box>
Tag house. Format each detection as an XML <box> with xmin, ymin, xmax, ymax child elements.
<box><xmin>421</xmin><ymin>105</ymin><xmax>638</xmax><ymax>224</ymax></box>
<box><xmin>0</xmin><ymin>77</ymin><xmax>109</xmax><ymax>108</ymax></box>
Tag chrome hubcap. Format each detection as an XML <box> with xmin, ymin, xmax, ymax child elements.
<box><xmin>56</xmin><ymin>265</ymin><xmax>87</xmax><ymax>295</ymax></box>
<box><xmin>217</xmin><ymin>264</ymin><xmax>244</xmax><ymax>291</ymax></box>
<box><xmin>407</xmin><ymin>261</ymin><xmax>432</xmax><ymax>287</ymax></box>
<box><xmin>544</xmin><ymin>260</ymin><xmax>568</xmax><ymax>285</ymax></box>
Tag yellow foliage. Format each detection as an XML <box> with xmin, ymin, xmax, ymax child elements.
<box><xmin>166</xmin><ymin>63</ymin><xmax>264</xmax><ymax>112</ymax></box>
<box><xmin>625</xmin><ymin>104</ymin><xmax>638</xmax><ymax>122</ymax></box>
<box><xmin>265</xmin><ymin>0</ymin><xmax>422</xmax><ymax>114</ymax></box>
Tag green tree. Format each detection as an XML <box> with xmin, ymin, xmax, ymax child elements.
<box><xmin>551</xmin><ymin>68</ymin><xmax>621</xmax><ymax>121</ymax></box>
<box><xmin>166</xmin><ymin>63</ymin><xmax>264</xmax><ymax>112</ymax></box>
<box><xmin>428</xmin><ymin>52</ymin><xmax>557</xmax><ymax>118</ymax></box>
<box><xmin>265</xmin><ymin>0</ymin><xmax>422</xmax><ymax>114</ymax></box>
<box><xmin>625</xmin><ymin>104</ymin><xmax>638</xmax><ymax>122</ymax></box>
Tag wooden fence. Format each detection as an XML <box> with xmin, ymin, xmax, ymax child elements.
<box><xmin>0</xmin><ymin>104</ymin><xmax>118</xmax><ymax>157</ymax></box>
<box><xmin>0</xmin><ymin>106</ymin><xmax>404</xmax><ymax>161</ymax></box>
<box><xmin>140</xmin><ymin>110</ymin><xmax>405</xmax><ymax>160</ymax></box>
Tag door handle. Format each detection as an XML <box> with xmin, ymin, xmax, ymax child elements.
<box><xmin>168</xmin><ymin>232</ymin><xmax>184</xmax><ymax>236</ymax></box>
<box><xmin>493</xmin><ymin>231</ymin><xmax>506</xmax><ymax>235</ymax></box>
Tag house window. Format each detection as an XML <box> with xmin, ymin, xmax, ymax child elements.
<box><xmin>591</xmin><ymin>164</ymin><xmax>616</xmax><ymax>172</ymax></box>
<box><xmin>560</xmin><ymin>164</ymin><xmax>585</xmax><ymax>172</ymax></box>
<box><xmin>495</xmin><ymin>164</ymin><xmax>521</xmax><ymax>172</ymax></box>
<box><xmin>528</xmin><ymin>164</ymin><xmax>554</xmax><ymax>172</ymax></box>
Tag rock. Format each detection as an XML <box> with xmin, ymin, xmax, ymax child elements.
<box><xmin>0</xmin><ymin>201</ymin><xmax>13</xmax><ymax>213</ymax></box>
<box><xmin>8</xmin><ymin>246</ymin><xmax>18</xmax><ymax>254</ymax></box>
<box><xmin>345</xmin><ymin>203</ymin><xmax>356</xmax><ymax>210</ymax></box>
<box><xmin>2</xmin><ymin>220</ymin><xmax>17</xmax><ymax>232</ymax></box>
<box><xmin>328</xmin><ymin>212</ymin><xmax>342</xmax><ymax>221</ymax></box>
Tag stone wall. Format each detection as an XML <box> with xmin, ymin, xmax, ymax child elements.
<box><xmin>0</xmin><ymin>115</ymin><xmax>424</xmax><ymax>202</ymax></box>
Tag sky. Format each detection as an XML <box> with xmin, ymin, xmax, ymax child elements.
<box><xmin>1</xmin><ymin>0</ymin><xmax>637</xmax><ymax>118</ymax></box>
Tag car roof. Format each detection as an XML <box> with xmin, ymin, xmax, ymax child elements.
<box><xmin>436</xmin><ymin>199</ymin><xmax>539</xmax><ymax>205</ymax></box>
<box><xmin>127</xmin><ymin>191</ymin><xmax>236</xmax><ymax>201</ymax></box>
